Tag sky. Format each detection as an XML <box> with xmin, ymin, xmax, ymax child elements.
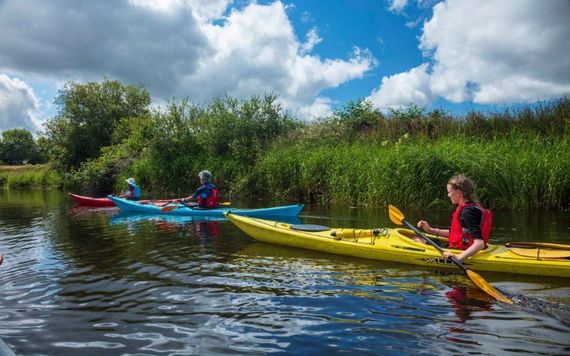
<box><xmin>1</xmin><ymin>0</ymin><xmax>569</xmax><ymax>134</ymax></box>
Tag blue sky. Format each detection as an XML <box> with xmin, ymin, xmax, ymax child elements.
<box><xmin>1</xmin><ymin>0</ymin><xmax>569</xmax><ymax>134</ymax></box>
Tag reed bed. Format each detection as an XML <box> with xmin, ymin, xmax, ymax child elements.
<box><xmin>253</xmin><ymin>135</ymin><xmax>570</xmax><ymax>210</ymax></box>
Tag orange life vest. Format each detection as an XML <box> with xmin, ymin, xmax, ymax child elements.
<box><xmin>448</xmin><ymin>203</ymin><xmax>492</xmax><ymax>250</ymax></box>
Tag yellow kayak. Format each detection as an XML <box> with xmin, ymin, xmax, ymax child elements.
<box><xmin>226</xmin><ymin>213</ymin><xmax>570</xmax><ymax>278</ymax></box>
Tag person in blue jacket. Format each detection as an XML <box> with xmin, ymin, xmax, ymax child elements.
<box><xmin>181</xmin><ymin>170</ymin><xmax>219</xmax><ymax>208</ymax></box>
<box><xmin>120</xmin><ymin>177</ymin><xmax>142</xmax><ymax>200</ymax></box>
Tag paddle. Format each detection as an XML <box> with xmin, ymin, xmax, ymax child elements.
<box><xmin>161</xmin><ymin>200</ymin><xmax>231</xmax><ymax>212</ymax></box>
<box><xmin>388</xmin><ymin>204</ymin><xmax>512</xmax><ymax>304</ymax></box>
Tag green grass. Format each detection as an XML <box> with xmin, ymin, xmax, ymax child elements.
<box><xmin>253</xmin><ymin>135</ymin><xmax>570</xmax><ymax>210</ymax></box>
<box><xmin>0</xmin><ymin>164</ymin><xmax>62</xmax><ymax>189</ymax></box>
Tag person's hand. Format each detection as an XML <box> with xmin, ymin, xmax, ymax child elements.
<box><xmin>443</xmin><ymin>251</ymin><xmax>457</xmax><ymax>261</ymax></box>
<box><xmin>417</xmin><ymin>220</ymin><xmax>431</xmax><ymax>231</ymax></box>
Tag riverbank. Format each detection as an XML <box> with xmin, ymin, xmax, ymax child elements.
<box><xmin>0</xmin><ymin>164</ymin><xmax>61</xmax><ymax>189</ymax></box>
<box><xmin>2</xmin><ymin>133</ymin><xmax>569</xmax><ymax>211</ymax></box>
<box><xmin>249</xmin><ymin>135</ymin><xmax>570</xmax><ymax>210</ymax></box>
<box><xmin>2</xmin><ymin>89</ymin><xmax>568</xmax><ymax>210</ymax></box>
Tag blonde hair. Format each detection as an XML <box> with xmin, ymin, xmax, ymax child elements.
<box><xmin>448</xmin><ymin>174</ymin><xmax>478</xmax><ymax>203</ymax></box>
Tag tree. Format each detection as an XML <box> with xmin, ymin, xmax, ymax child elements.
<box><xmin>0</xmin><ymin>128</ymin><xmax>37</xmax><ymax>164</ymax></box>
<box><xmin>42</xmin><ymin>79</ymin><xmax>151</xmax><ymax>169</ymax></box>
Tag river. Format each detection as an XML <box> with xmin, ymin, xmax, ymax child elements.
<box><xmin>1</xmin><ymin>191</ymin><xmax>569</xmax><ymax>355</ymax></box>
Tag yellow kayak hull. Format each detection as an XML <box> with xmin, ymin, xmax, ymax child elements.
<box><xmin>227</xmin><ymin>213</ymin><xmax>570</xmax><ymax>278</ymax></box>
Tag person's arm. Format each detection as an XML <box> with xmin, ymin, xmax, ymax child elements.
<box><xmin>120</xmin><ymin>187</ymin><xmax>132</xmax><ymax>198</ymax></box>
<box><xmin>417</xmin><ymin>220</ymin><xmax>449</xmax><ymax>237</ymax></box>
<box><xmin>444</xmin><ymin>239</ymin><xmax>485</xmax><ymax>262</ymax></box>
<box><xmin>181</xmin><ymin>186</ymin><xmax>204</xmax><ymax>202</ymax></box>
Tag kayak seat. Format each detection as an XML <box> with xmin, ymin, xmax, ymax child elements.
<box><xmin>290</xmin><ymin>224</ymin><xmax>331</xmax><ymax>232</ymax></box>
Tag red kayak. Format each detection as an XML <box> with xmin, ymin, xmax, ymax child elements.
<box><xmin>69</xmin><ymin>193</ymin><xmax>116</xmax><ymax>207</ymax></box>
<box><xmin>68</xmin><ymin>193</ymin><xmax>178</xmax><ymax>208</ymax></box>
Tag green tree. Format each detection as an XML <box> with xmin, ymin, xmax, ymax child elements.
<box><xmin>194</xmin><ymin>94</ymin><xmax>298</xmax><ymax>163</ymax></box>
<box><xmin>42</xmin><ymin>79</ymin><xmax>151</xmax><ymax>169</ymax></box>
<box><xmin>0</xmin><ymin>128</ymin><xmax>38</xmax><ymax>164</ymax></box>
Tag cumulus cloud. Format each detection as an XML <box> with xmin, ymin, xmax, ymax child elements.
<box><xmin>0</xmin><ymin>74</ymin><xmax>41</xmax><ymax>133</ymax></box>
<box><xmin>188</xmin><ymin>2</ymin><xmax>374</xmax><ymax>117</ymax></box>
<box><xmin>128</xmin><ymin>0</ymin><xmax>232</xmax><ymax>21</ymax></box>
<box><xmin>368</xmin><ymin>64</ymin><xmax>432</xmax><ymax>110</ymax></box>
<box><xmin>0</xmin><ymin>0</ymin><xmax>208</xmax><ymax>97</ymax></box>
<box><xmin>0</xmin><ymin>0</ymin><xmax>373</xmax><ymax>121</ymax></box>
<box><xmin>296</xmin><ymin>97</ymin><xmax>333</xmax><ymax>118</ymax></box>
<box><xmin>370</xmin><ymin>0</ymin><xmax>570</xmax><ymax>109</ymax></box>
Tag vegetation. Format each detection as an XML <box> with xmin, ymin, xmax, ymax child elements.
<box><xmin>253</xmin><ymin>135</ymin><xmax>570</xmax><ymax>210</ymax></box>
<box><xmin>1</xmin><ymin>78</ymin><xmax>569</xmax><ymax>210</ymax></box>
<box><xmin>42</xmin><ymin>79</ymin><xmax>151</xmax><ymax>169</ymax></box>
<box><xmin>0</xmin><ymin>164</ymin><xmax>61</xmax><ymax>189</ymax></box>
<box><xmin>0</xmin><ymin>128</ymin><xmax>47</xmax><ymax>164</ymax></box>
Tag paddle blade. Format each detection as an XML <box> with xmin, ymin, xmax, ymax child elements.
<box><xmin>388</xmin><ymin>204</ymin><xmax>405</xmax><ymax>225</ymax></box>
<box><xmin>465</xmin><ymin>269</ymin><xmax>513</xmax><ymax>304</ymax></box>
<box><xmin>161</xmin><ymin>205</ymin><xmax>178</xmax><ymax>212</ymax></box>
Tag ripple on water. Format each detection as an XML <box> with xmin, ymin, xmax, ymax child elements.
<box><xmin>1</xmin><ymin>196</ymin><xmax>570</xmax><ymax>355</ymax></box>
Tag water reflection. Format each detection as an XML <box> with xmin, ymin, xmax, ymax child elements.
<box><xmin>1</xmin><ymin>192</ymin><xmax>570</xmax><ymax>355</ymax></box>
<box><xmin>110</xmin><ymin>212</ymin><xmax>224</xmax><ymax>238</ymax></box>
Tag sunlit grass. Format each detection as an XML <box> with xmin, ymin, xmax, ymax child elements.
<box><xmin>254</xmin><ymin>135</ymin><xmax>570</xmax><ymax>210</ymax></box>
<box><xmin>0</xmin><ymin>164</ymin><xmax>61</xmax><ymax>189</ymax></box>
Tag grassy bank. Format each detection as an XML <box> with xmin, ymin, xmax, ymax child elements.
<box><xmin>3</xmin><ymin>79</ymin><xmax>569</xmax><ymax>211</ymax></box>
<box><xmin>251</xmin><ymin>135</ymin><xmax>570</xmax><ymax>210</ymax></box>
<box><xmin>0</xmin><ymin>164</ymin><xmax>62</xmax><ymax>189</ymax></box>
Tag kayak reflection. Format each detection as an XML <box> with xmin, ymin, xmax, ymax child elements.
<box><xmin>109</xmin><ymin>212</ymin><xmax>225</xmax><ymax>239</ymax></box>
<box><xmin>110</xmin><ymin>212</ymin><xmax>301</xmax><ymax>226</ymax></box>
<box><xmin>110</xmin><ymin>212</ymin><xmax>301</xmax><ymax>240</ymax></box>
<box><xmin>110</xmin><ymin>212</ymin><xmax>226</xmax><ymax>225</ymax></box>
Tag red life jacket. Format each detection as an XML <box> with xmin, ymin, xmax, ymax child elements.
<box><xmin>448</xmin><ymin>203</ymin><xmax>492</xmax><ymax>250</ymax></box>
<box><xmin>197</xmin><ymin>187</ymin><xmax>219</xmax><ymax>208</ymax></box>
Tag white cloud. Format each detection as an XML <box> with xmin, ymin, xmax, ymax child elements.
<box><xmin>295</xmin><ymin>97</ymin><xmax>333</xmax><ymax>119</ymax></box>
<box><xmin>367</xmin><ymin>64</ymin><xmax>432</xmax><ymax>110</ymax></box>
<box><xmin>300</xmin><ymin>28</ymin><xmax>322</xmax><ymax>54</ymax></box>
<box><xmin>370</xmin><ymin>0</ymin><xmax>570</xmax><ymax>109</ymax></box>
<box><xmin>192</xmin><ymin>2</ymin><xmax>374</xmax><ymax>115</ymax></box>
<box><xmin>0</xmin><ymin>74</ymin><xmax>41</xmax><ymax>133</ymax></box>
<box><xmin>0</xmin><ymin>0</ymin><xmax>374</xmax><ymax>121</ymax></box>
<box><xmin>128</xmin><ymin>0</ymin><xmax>232</xmax><ymax>22</ymax></box>
<box><xmin>388</xmin><ymin>0</ymin><xmax>408</xmax><ymax>13</ymax></box>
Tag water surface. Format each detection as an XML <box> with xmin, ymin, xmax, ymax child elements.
<box><xmin>1</xmin><ymin>191</ymin><xmax>569</xmax><ymax>355</ymax></box>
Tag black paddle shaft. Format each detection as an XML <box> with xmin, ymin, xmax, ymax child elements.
<box><xmin>402</xmin><ymin>218</ymin><xmax>468</xmax><ymax>272</ymax></box>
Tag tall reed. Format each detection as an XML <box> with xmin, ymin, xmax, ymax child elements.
<box><xmin>254</xmin><ymin>135</ymin><xmax>570</xmax><ymax>210</ymax></box>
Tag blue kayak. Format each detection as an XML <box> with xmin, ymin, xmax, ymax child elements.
<box><xmin>108</xmin><ymin>196</ymin><xmax>304</xmax><ymax>218</ymax></box>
